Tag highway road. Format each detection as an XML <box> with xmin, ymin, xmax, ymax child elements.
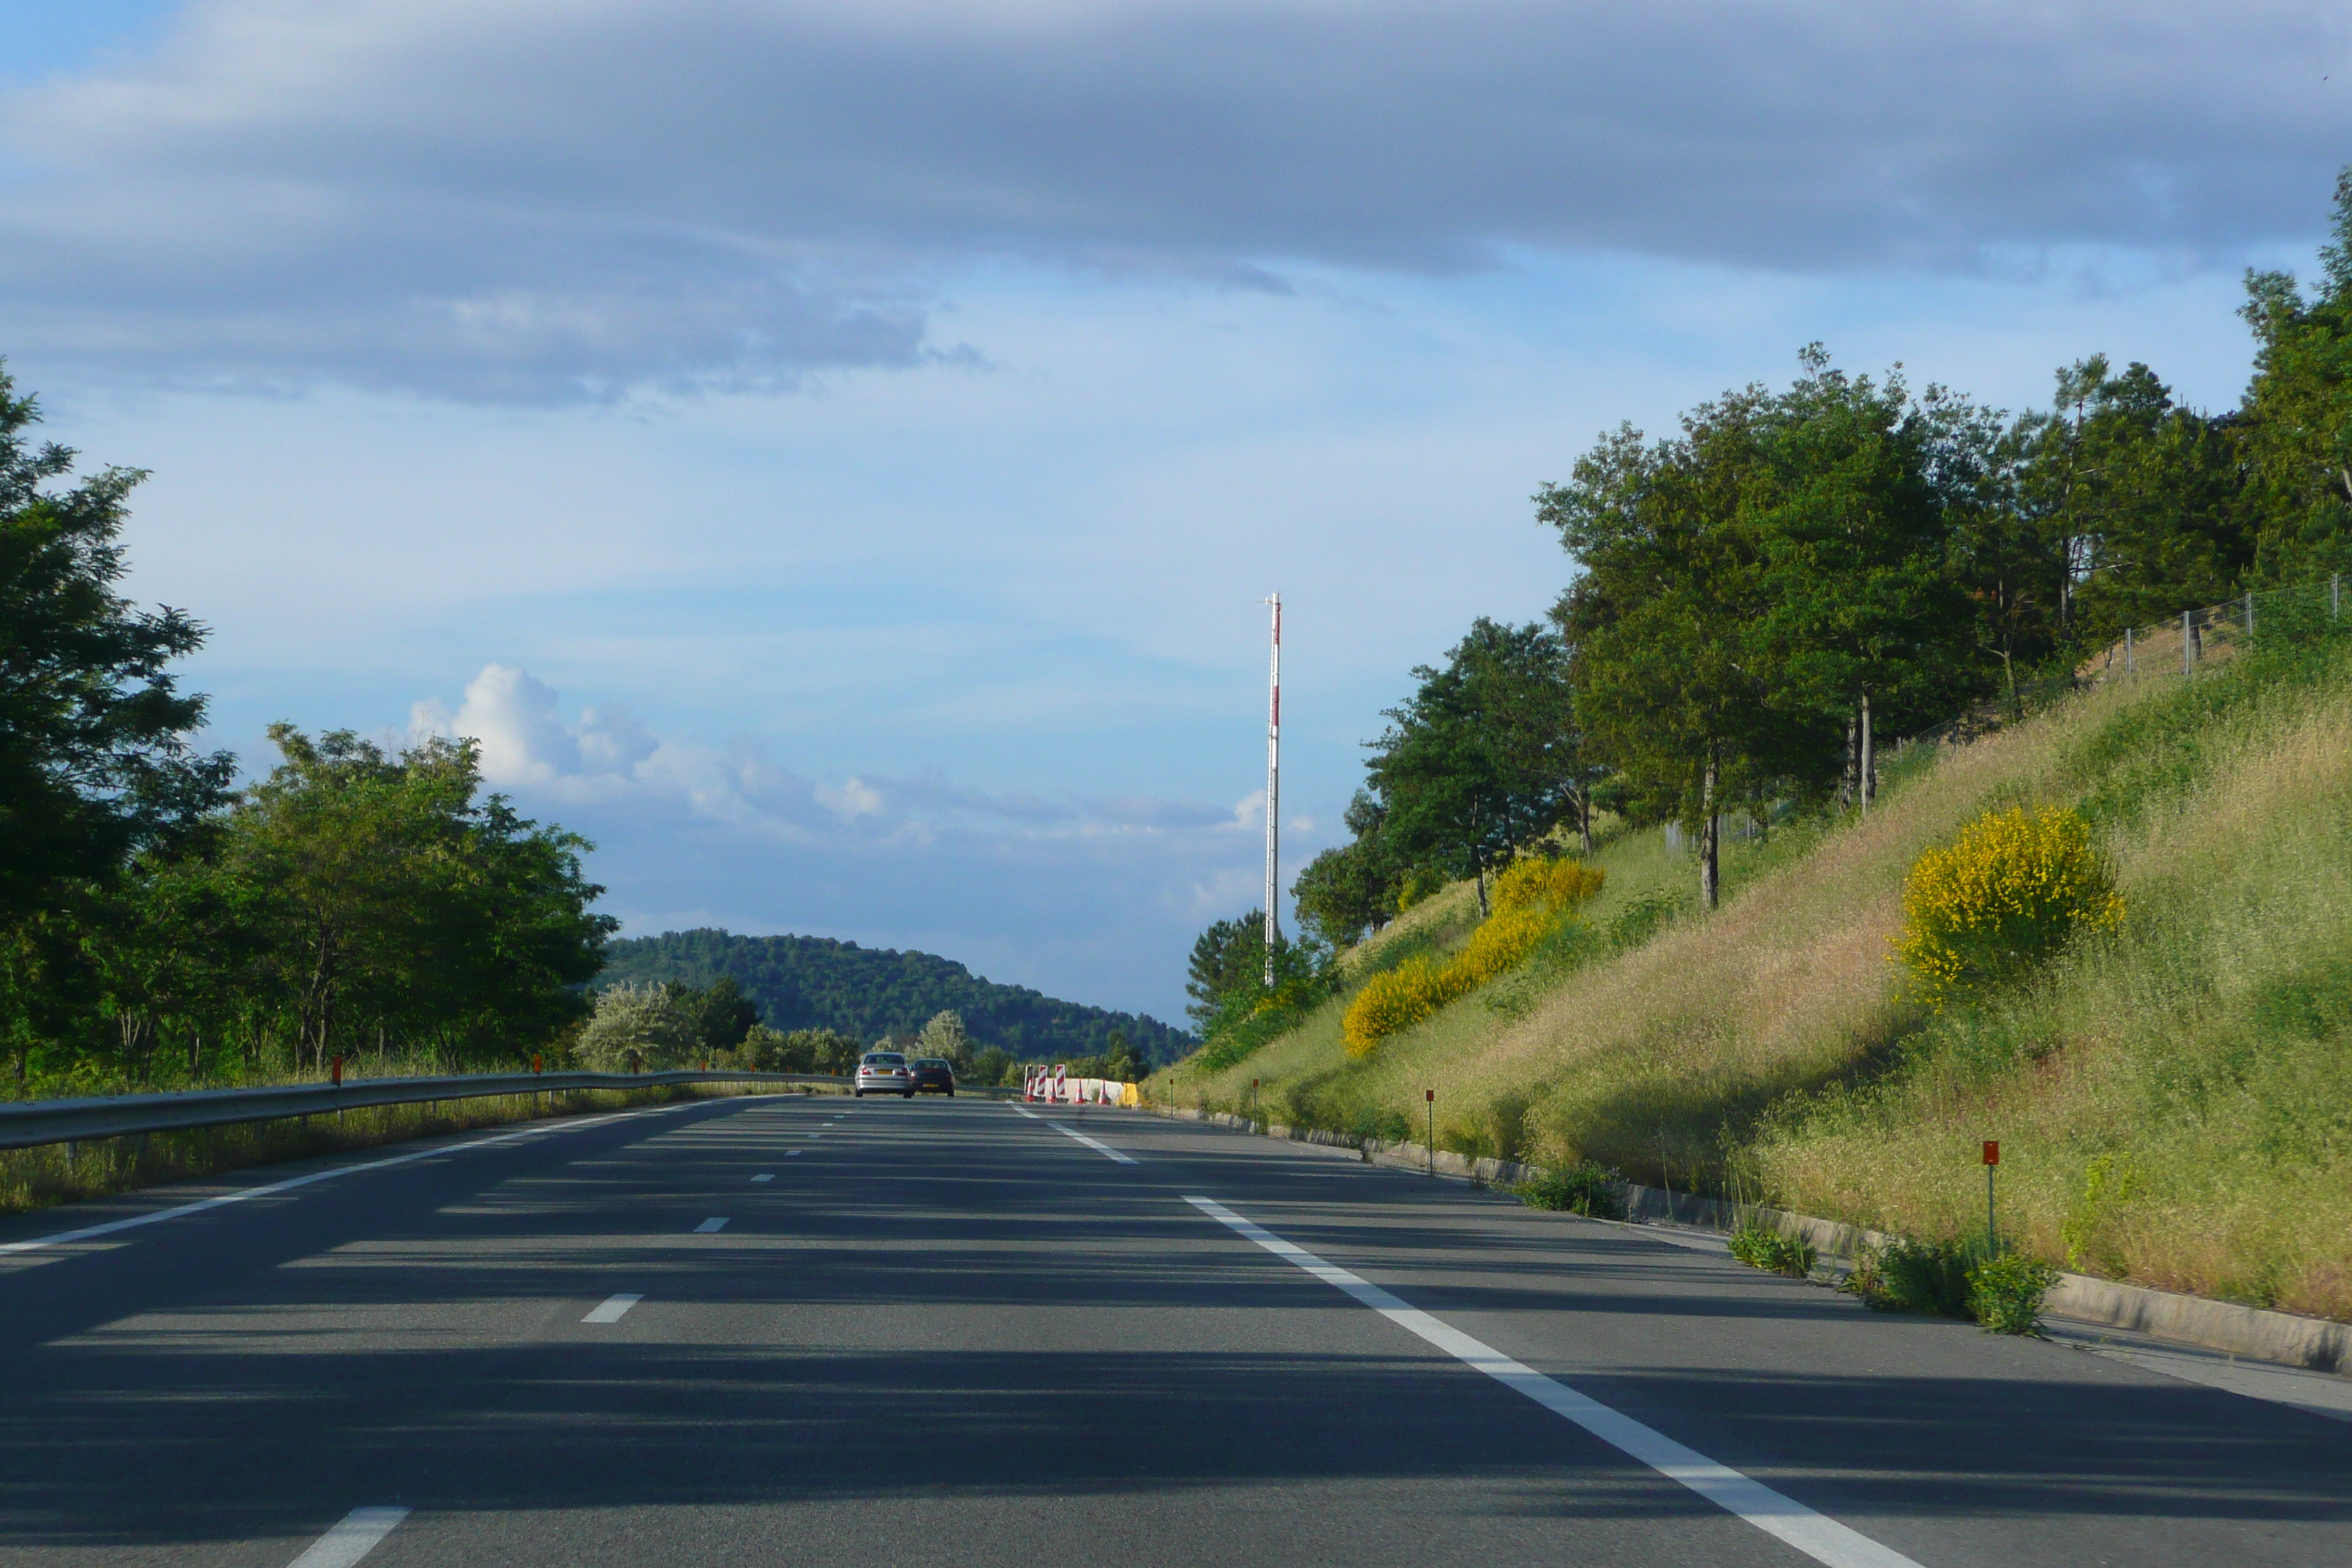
<box><xmin>0</xmin><ymin>1092</ymin><xmax>2345</xmax><ymax>1567</ymax></box>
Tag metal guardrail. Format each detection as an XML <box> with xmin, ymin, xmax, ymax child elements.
<box><xmin>0</xmin><ymin>1070</ymin><xmax>853</xmax><ymax>1153</ymax></box>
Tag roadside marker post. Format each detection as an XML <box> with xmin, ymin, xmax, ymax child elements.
<box><xmin>1426</xmin><ymin>1089</ymin><xmax>1436</xmax><ymax>1178</ymax></box>
<box><xmin>1983</xmin><ymin>1140</ymin><xmax>1999</xmax><ymax>1257</ymax></box>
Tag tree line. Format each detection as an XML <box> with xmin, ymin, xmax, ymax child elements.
<box><xmin>1196</xmin><ymin>170</ymin><xmax>2352</xmax><ymax>1026</ymax></box>
<box><xmin>571</xmin><ymin>982</ymin><xmax>1153</xmax><ymax>1086</ymax></box>
<box><xmin>0</xmin><ymin>367</ymin><xmax>614</xmax><ymax>1095</ymax></box>
<box><xmin>598</xmin><ymin>928</ymin><xmax>1194</xmax><ymax>1064</ymax></box>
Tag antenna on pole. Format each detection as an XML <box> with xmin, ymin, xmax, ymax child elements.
<box><xmin>1264</xmin><ymin>592</ymin><xmax>1281</xmax><ymax>990</ymax></box>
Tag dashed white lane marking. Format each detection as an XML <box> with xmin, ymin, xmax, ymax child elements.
<box><xmin>1183</xmin><ymin>1196</ymin><xmax>1922</xmax><ymax>1568</ymax></box>
<box><xmin>1045</xmin><ymin>1120</ymin><xmax>1137</xmax><ymax>1164</ymax></box>
<box><xmin>785</xmin><ymin>1150</ymin><xmax>804</xmax><ymax>1157</ymax></box>
<box><xmin>694</xmin><ymin>1217</ymin><xmax>729</xmax><ymax>1233</ymax></box>
<box><xmin>0</xmin><ymin>1101</ymin><xmax>702</xmax><ymax>1257</ymax></box>
<box><xmin>582</xmin><ymin>1293</ymin><xmax>643</xmax><ymax>1324</ymax></box>
<box><xmin>285</xmin><ymin>1506</ymin><xmax>410</xmax><ymax>1568</ymax></box>
<box><xmin>750</xmin><ymin>1174</ymin><xmax>774</xmax><ymax>1183</ymax></box>
<box><xmin>1008</xmin><ymin>1105</ymin><xmax>1041</xmax><ymax>1120</ymax></box>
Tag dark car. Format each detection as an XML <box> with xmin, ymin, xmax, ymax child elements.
<box><xmin>908</xmin><ymin>1058</ymin><xmax>957</xmax><ymax>1096</ymax></box>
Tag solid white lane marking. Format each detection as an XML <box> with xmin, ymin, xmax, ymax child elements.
<box><xmin>582</xmin><ymin>1293</ymin><xmax>642</xmax><ymax>1324</ymax></box>
<box><xmin>0</xmin><ymin>1099</ymin><xmax>705</xmax><ymax>1257</ymax></box>
<box><xmin>750</xmin><ymin>1173</ymin><xmax>773</xmax><ymax>1183</ymax></box>
<box><xmin>285</xmin><ymin>1506</ymin><xmax>410</xmax><ymax>1568</ymax></box>
<box><xmin>694</xmin><ymin>1217</ymin><xmax>728</xmax><ymax>1233</ymax></box>
<box><xmin>1183</xmin><ymin>1196</ymin><xmax>1922</xmax><ymax>1568</ymax></box>
<box><xmin>1046</xmin><ymin>1120</ymin><xmax>1137</xmax><ymax>1164</ymax></box>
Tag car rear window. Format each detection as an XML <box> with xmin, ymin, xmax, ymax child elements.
<box><xmin>913</xmin><ymin>1059</ymin><xmax>949</xmax><ymax>1070</ymax></box>
<box><xmin>862</xmin><ymin>1053</ymin><xmax>906</xmax><ymax>1066</ymax></box>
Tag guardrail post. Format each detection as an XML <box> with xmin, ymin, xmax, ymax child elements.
<box><xmin>2183</xmin><ymin>611</ymin><xmax>2195</xmax><ymax>676</ymax></box>
<box><xmin>2246</xmin><ymin>590</ymin><xmax>2255</xmax><ymax>636</ymax></box>
<box><xmin>2124</xmin><ymin>625</ymin><xmax>2134</xmax><ymax>676</ymax></box>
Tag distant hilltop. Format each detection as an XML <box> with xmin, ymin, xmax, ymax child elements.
<box><xmin>597</xmin><ymin>928</ymin><xmax>1197</xmax><ymax>1066</ymax></box>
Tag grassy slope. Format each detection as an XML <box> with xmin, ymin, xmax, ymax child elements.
<box><xmin>1158</xmin><ymin>634</ymin><xmax>2352</xmax><ymax>1319</ymax></box>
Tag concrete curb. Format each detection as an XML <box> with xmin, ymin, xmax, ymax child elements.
<box><xmin>1148</xmin><ymin>1102</ymin><xmax>2352</xmax><ymax>1379</ymax></box>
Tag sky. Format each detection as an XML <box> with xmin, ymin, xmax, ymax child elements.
<box><xmin>3</xmin><ymin>0</ymin><xmax>2347</xmax><ymax>1025</ymax></box>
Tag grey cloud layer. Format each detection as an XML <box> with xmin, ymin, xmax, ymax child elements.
<box><xmin>6</xmin><ymin>0</ymin><xmax>2345</xmax><ymax>399</ymax></box>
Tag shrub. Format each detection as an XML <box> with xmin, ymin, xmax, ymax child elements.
<box><xmin>1343</xmin><ymin>957</ymin><xmax>1461</xmax><ymax>1055</ymax></box>
<box><xmin>1341</xmin><ymin>857</ymin><xmax>1605</xmax><ymax>1054</ymax></box>
<box><xmin>1728</xmin><ymin>1217</ymin><xmax>1816</xmax><ymax>1276</ymax></box>
<box><xmin>1456</xmin><ymin>904</ymin><xmax>1556</xmax><ymax>984</ymax></box>
<box><xmin>575</xmin><ymin>982</ymin><xmax>698</xmax><ymax>1071</ymax></box>
<box><xmin>1858</xmin><ymin>1237</ymin><xmax>1975</xmax><ymax>1319</ymax></box>
<box><xmin>1891</xmin><ymin>805</ymin><xmax>2124</xmax><ymax>1009</ymax></box>
<box><xmin>1967</xmin><ymin>1253</ymin><xmax>2060</xmax><ymax>1335</ymax></box>
<box><xmin>1491</xmin><ymin>856</ymin><xmax>1607</xmax><ymax>915</ymax></box>
<box><xmin>1606</xmin><ymin>888</ymin><xmax>1683</xmax><ymax>951</ymax></box>
<box><xmin>1515</xmin><ymin>1160</ymin><xmax>1624</xmax><ymax>1218</ymax></box>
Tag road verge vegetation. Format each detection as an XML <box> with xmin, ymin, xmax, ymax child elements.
<box><xmin>0</xmin><ymin>1079</ymin><xmax>810</xmax><ymax>1218</ymax></box>
<box><xmin>1164</xmin><ymin>621</ymin><xmax>2352</xmax><ymax>1324</ymax></box>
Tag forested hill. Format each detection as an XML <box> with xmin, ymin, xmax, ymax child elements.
<box><xmin>596</xmin><ymin>929</ymin><xmax>1196</xmax><ymax>1064</ymax></box>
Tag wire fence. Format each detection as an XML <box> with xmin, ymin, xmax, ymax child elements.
<box><xmin>1896</xmin><ymin>572</ymin><xmax>2351</xmax><ymax>756</ymax></box>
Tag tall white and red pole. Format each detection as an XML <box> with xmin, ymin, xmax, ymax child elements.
<box><xmin>1264</xmin><ymin>593</ymin><xmax>1281</xmax><ymax>989</ymax></box>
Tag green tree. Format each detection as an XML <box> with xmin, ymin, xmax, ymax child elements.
<box><xmin>224</xmin><ymin>725</ymin><xmax>612</xmax><ymax>1071</ymax></box>
<box><xmin>1185</xmin><ymin>913</ymin><xmax>1270</xmax><ymax>1030</ymax></box>
<box><xmin>2013</xmin><ymin>356</ymin><xmax>2253</xmax><ymax>644</ymax></box>
<box><xmin>1365</xmin><ymin>618</ymin><xmax>1579</xmax><ymax>916</ymax></box>
<box><xmin>2239</xmin><ymin>167</ymin><xmax>2352</xmax><ymax>583</ymax></box>
<box><xmin>1183</xmin><ymin>911</ymin><xmax>1322</xmax><ymax>1032</ymax></box>
<box><xmin>1291</xmin><ymin>840</ymin><xmax>1395</xmax><ymax>949</ymax></box>
<box><xmin>0</xmin><ymin>366</ymin><xmax>233</xmax><ymax>1080</ymax></box>
<box><xmin>917</xmin><ymin>1007</ymin><xmax>971</xmax><ymax>1063</ymax></box>
<box><xmin>577</xmin><ymin>981</ymin><xmax>696</xmax><ymax>1071</ymax></box>
<box><xmin>693</xmin><ymin>975</ymin><xmax>761</xmax><ymax>1055</ymax></box>
<box><xmin>1747</xmin><ymin>351</ymin><xmax>1993</xmax><ymax>808</ymax></box>
<box><xmin>1542</xmin><ymin>404</ymin><xmax>1781</xmax><ymax>908</ymax></box>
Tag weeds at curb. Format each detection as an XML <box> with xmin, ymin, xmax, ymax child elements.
<box><xmin>1511</xmin><ymin>1161</ymin><xmax>1624</xmax><ymax>1219</ymax></box>
<box><xmin>1728</xmin><ymin>1216</ymin><xmax>1817</xmax><ymax>1277</ymax></box>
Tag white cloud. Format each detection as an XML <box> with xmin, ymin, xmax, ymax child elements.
<box><xmin>412</xmin><ymin>660</ymin><xmax>1263</xmax><ymax>846</ymax></box>
<box><xmin>410</xmin><ymin>662</ymin><xmax>657</xmax><ymax>785</ymax></box>
<box><xmin>397</xmin><ymin>661</ymin><xmax>1305</xmax><ymax>1017</ymax></box>
<box><xmin>4</xmin><ymin>0</ymin><xmax>2345</xmax><ymax>401</ymax></box>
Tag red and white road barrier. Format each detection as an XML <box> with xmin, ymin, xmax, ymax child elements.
<box><xmin>1022</xmin><ymin>1066</ymin><xmax>1140</xmax><ymax>1107</ymax></box>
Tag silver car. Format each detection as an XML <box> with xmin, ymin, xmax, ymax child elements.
<box><xmin>854</xmin><ymin>1050</ymin><xmax>915</xmax><ymax>1098</ymax></box>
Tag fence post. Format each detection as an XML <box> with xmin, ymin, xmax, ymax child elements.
<box><xmin>2183</xmin><ymin>611</ymin><xmax>2195</xmax><ymax>676</ymax></box>
<box><xmin>2246</xmin><ymin>590</ymin><xmax>2255</xmax><ymax>636</ymax></box>
<box><xmin>1983</xmin><ymin>1140</ymin><xmax>2000</xmax><ymax>1259</ymax></box>
<box><xmin>2124</xmin><ymin>625</ymin><xmax>2134</xmax><ymax>677</ymax></box>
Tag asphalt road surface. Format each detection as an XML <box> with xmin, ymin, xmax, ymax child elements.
<box><xmin>0</xmin><ymin>1093</ymin><xmax>2345</xmax><ymax>1567</ymax></box>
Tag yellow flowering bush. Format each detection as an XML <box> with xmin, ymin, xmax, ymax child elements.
<box><xmin>1343</xmin><ymin>857</ymin><xmax>1605</xmax><ymax>1055</ymax></box>
<box><xmin>1492</xmin><ymin>856</ymin><xmax>1607</xmax><ymax>915</ymax></box>
<box><xmin>1891</xmin><ymin>805</ymin><xmax>2123</xmax><ymax>1009</ymax></box>
<box><xmin>1343</xmin><ymin>958</ymin><xmax>1458</xmax><ymax>1052</ymax></box>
